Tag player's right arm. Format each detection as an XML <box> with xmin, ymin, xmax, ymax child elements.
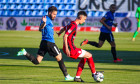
<box><xmin>63</xmin><ymin>23</ymin><xmax>75</xmax><ymax>57</ymax></box>
<box><xmin>63</xmin><ymin>34</ymin><xmax>70</xmax><ymax>57</ymax></box>
<box><xmin>39</xmin><ymin>16</ymin><xmax>47</xmax><ymax>32</ymax></box>
<box><xmin>100</xmin><ymin>17</ymin><xmax>112</xmax><ymax>30</ymax></box>
<box><xmin>135</xmin><ymin>8</ymin><xmax>139</xmax><ymax>22</ymax></box>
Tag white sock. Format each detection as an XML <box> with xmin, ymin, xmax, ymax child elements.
<box><xmin>23</xmin><ymin>51</ymin><xmax>27</xmax><ymax>55</ymax></box>
<box><xmin>66</xmin><ymin>74</ymin><xmax>69</xmax><ymax>78</ymax></box>
<box><xmin>93</xmin><ymin>71</ymin><xmax>96</xmax><ymax>75</ymax></box>
<box><xmin>76</xmin><ymin>76</ymin><xmax>80</xmax><ymax>78</ymax></box>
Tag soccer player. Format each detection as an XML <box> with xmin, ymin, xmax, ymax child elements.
<box><xmin>17</xmin><ymin>6</ymin><xmax>74</xmax><ymax>81</ymax></box>
<box><xmin>132</xmin><ymin>7</ymin><xmax>140</xmax><ymax>41</ymax></box>
<box><xmin>57</xmin><ymin>11</ymin><xmax>103</xmax><ymax>82</ymax></box>
<box><xmin>80</xmin><ymin>4</ymin><xmax>122</xmax><ymax>63</ymax></box>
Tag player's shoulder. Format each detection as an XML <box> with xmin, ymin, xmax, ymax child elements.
<box><xmin>70</xmin><ymin>21</ymin><xmax>77</xmax><ymax>27</ymax></box>
<box><xmin>104</xmin><ymin>11</ymin><xmax>111</xmax><ymax>18</ymax></box>
<box><xmin>106</xmin><ymin>11</ymin><xmax>111</xmax><ymax>15</ymax></box>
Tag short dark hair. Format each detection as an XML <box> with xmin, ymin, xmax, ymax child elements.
<box><xmin>48</xmin><ymin>6</ymin><xmax>57</xmax><ymax>13</ymax></box>
<box><xmin>110</xmin><ymin>4</ymin><xmax>116</xmax><ymax>8</ymax></box>
<box><xmin>77</xmin><ymin>11</ymin><xmax>87</xmax><ymax>18</ymax></box>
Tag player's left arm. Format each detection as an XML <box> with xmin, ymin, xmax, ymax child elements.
<box><xmin>56</xmin><ymin>27</ymin><xmax>65</xmax><ymax>37</ymax></box>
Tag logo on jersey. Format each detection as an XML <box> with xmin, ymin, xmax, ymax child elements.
<box><xmin>120</xmin><ymin>18</ymin><xmax>132</xmax><ymax>31</ymax></box>
<box><xmin>6</xmin><ymin>17</ymin><xmax>17</xmax><ymax>30</ymax></box>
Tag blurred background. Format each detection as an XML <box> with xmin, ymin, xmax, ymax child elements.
<box><xmin>0</xmin><ymin>0</ymin><xmax>140</xmax><ymax>84</ymax></box>
<box><xmin>0</xmin><ymin>0</ymin><xmax>139</xmax><ymax>32</ymax></box>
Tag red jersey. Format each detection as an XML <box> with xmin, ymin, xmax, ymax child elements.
<box><xmin>63</xmin><ymin>21</ymin><xmax>82</xmax><ymax>59</ymax></box>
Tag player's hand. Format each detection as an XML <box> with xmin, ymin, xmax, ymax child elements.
<box><xmin>66</xmin><ymin>48</ymin><xmax>70</xmax><ymax>57</ymax></box>
<box><xmin>42</xmin><ymin>16</ymin><xmax>47</xmax><ymax>22</ymax></box>
<box><xmin>113</xmin><ymin>23</ymin><xmax>118</xmax><ymax>27</ymax></box>
<box><xmin>137</xmin><ymin>18</ymin><xmax>139</xmax><ymax>22</ymax></box>
<box><xmin>107</xmin><ymin>26</ymin><xmax>112</xmax><ymax>30</ymax></box>
<box><xmin>56</xmin><ymin>32</ymin><xmax>61</xmax><ymax>37</ymax></box>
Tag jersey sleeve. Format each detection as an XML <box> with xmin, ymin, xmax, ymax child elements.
<box><xmin>64</xmin><ymin>26</ymin><xmax>67</xmax><ymax>30</ymax></box>
<box><xmin>65</xmin><ymin>24</ymin><xmax>76</xmax><ymax>36</ymax></box>
<box><xmin>135</xmin><ymin>8</ymin><xmax>138</xmax><ymax>18</ymax></box>
<box><xmin>103</xmin><ymin>12</ymin><xmax>109</xmax><ymax>20</ymax></box>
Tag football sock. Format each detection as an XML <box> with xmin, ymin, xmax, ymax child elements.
<box><xmin>88</xmin><ymin>41</ymin><xmax>99</xmax><ymax>47</ymax></box>
<box><xmin>76</xmin><ymin>58</ymin><xmax>87</xmax><ymax>76</ymax></box>
<box><xmin>133</xmin><ymin>31</ymin><xmax>138</xmax><ymax>38</ymax></box>
<box><xmin>75</xmin><ymin>76</ymin><xmax>80</xmax><ymax>78</ymax></box>
<box><xmin>87</xmin><ymin>57</ymin><xmax>96</xmax><ymax>74</ymax></box>
<box><xmin>26</xmin><ymin>53</ymin><xmax>39</xmax><ymax>65</ymax></box>
<box><xmin>58</xmin><ymin>58</ymin><xmax>68</xmax><ymax>77</ymax></box>
<box><xmin>111</xmin><ymin>47</ymin><xmax>117</xmax><ymax>60</ymax></box>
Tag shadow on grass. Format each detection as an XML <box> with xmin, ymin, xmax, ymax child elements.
<box><xmin>0</xmin><ymin>48</ymin><xmax>140</xmax><ymax>65</ymax></box>
<box><xmin>0</xmin><ymin>64</ymin><xmax>140</xmax><ymax>72</ymax></box>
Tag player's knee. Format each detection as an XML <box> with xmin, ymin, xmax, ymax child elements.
<box><xmin>56</xmin><ymin>53</ymin><xmax>62</xmax><ymax>61</ymax></box>
<box><xmin>138</xmin><ymin>28</ymin><xmax>140</xmax><ymax>31</ymax></box>
<box><xmin>87</xmin><ymin>53</ymin><xmax>92</xmax><ymax>58</ymax></box>
<box><xmin>98</xmin><ymin>44</ymin><xmax>102</xmax><ymax>48</ymax></box>
<box><xmin>111</xmin><ymin>43</ymin><xmax>116</xmax><ymax>47</ymax></box>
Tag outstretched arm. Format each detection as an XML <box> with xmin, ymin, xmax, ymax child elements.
<box><xmin>56</xmin><ymin>28</ymin><xmax>65</xmax><ymax>36</ymax></box>
<box><xmin>39</xmin><ymin>16</ymin><xmax>47</xmax><ymax>32</ymax></box>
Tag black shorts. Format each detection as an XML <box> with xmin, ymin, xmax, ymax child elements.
<box><xmin>99</xmin><ymin>32</ymin><xmax>114</xmax><ymax>42</ymax></box>
<box><xmin>37</xmin><ymin>40</ymin><xmax>61</xmax><ymax>57</ymax></box>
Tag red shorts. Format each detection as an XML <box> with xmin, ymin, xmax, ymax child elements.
<box><xmin>63</xmin><ymin>48</ymin><xmax>82</xmax><ymax>59</ymax></box>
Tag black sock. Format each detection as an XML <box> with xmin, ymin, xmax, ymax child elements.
<box><xmin>111</xmin><ymin>47</ymin><xmax>117</xmax><ymax>60</ymax></box>
<box><xmin>58</xmin><ymin>58</ymin><xmax>68</xmax><ymax>77</ymax></box>
<box><xmin>88</xmin><ymin>41</ymin><xmax>99</xmax><ymax>47</ymax></box>
<box><xmin>26</xmin><ymin>53</ymin><xmax>39</xmax><ymax>65</ymax></box>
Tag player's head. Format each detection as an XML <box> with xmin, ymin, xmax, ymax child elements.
<box><xmin>77</xmin><ymin>11</ymin><xmax>87</xmax><ymax>24</ymax></box>
<box><xmin>109</xmin><ymin>4</ymin><xmax>116</xmax><ymax>13</ymax></box>
<box><xmin>48</xmin><ymin>6</ymin><xmax>57</xmax><ymax>20</ymax></box>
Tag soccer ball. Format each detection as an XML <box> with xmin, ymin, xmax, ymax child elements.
<box><xmin>94</xmin><ymin>72</ymin><xmax>104</xmax><ymax>82</ymax></box>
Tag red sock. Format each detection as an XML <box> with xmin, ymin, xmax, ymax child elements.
<box><xmin>87</xmin><ymin>57</ymin><xmax>96</xmax><ymax>74</ymax></box>
<box><xmin>76</xmin><ymin>58</ymin><xmax>87</xmax><ymax>76</ymax></box>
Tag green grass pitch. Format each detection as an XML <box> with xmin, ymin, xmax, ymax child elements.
<box><xmin>0</xmin><ymin>31</ymin><xmax>140</xmax><ymax>84</ymax></box>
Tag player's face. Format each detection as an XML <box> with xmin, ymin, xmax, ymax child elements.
<box><xmin>110</xmin><ymin>5</ymin><xmax>116</xmax><ymax>13</ymax></box>
<box><xmin>50</xmin><ymin>11</ymin><xmax>57</xmax><ymax>20</ymax></box>
<box><xmin>79</xmin><ymin>15</ymin><xmax>87</xmax><ymax>24</ymax></box>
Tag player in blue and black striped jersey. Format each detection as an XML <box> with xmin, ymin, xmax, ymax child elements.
<box><xmin>80</xmin><ymin>4</ymin><xmax>123</xmax><ymax>63</ymax></box>
<box><xmin>17</xmin><ymin>6</ymin><xmax>74</xmax><ymax>81</ymax></box>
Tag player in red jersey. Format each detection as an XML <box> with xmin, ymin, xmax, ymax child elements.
<box><xmin>57</xmin><ymin>11</ymin><xmax>104</xmax><ymax>82</ymax></box>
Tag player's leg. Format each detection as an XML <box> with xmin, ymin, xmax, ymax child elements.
<box><xmin>74</xmin><ymin>58</ymin><xmax>87</xmax><ymax>82</ymax></box>
<box><xmin>80</xmin><ymin>32</ymin><xmax>105</xmax><ymax>48</ymax></box>
<box><xmin>107</xmin><ymin>33</ymin><xmax>122</xmax><ymax>63</ymax></box>
<box><xmin>48</xmin><ymin>43</ymin><xmax>74</xmax><ymax>81</ymax></box>
<box><xmin>74</xmin><ymin>50</ymin><xmax>96</xmax><ymax>82</ymax></box>
<box><xmin>83</xmin><ymin>51</ymin><xmax>96</xmax><ymax>74</ymax></box>
<box><xmin>17</xmin><ymin>48</ymin><xmax>43</xmax><ymax>65</ymax></box>
<box><xmin>132</xmin><ymin>21</ymin><xmax>140</xmax><ymax>41</ymax></box>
